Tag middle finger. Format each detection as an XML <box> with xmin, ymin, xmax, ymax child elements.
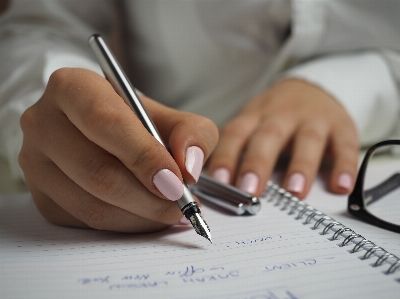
<box><xmin>36</xmin><ymin>110</ymin><xmax>183</xmax><ymax>224</ymax></box>
<box><xmin>236</xmin><ymin>115</ymin><xmax>297</xmax><ymax>196</ymax></box>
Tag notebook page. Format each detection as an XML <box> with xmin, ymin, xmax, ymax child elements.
<box><xmin>1</xmin><ymin>191</ymin><xmax>399</xmax><ymax>299</ymax></box>
<box><xmin>306</xmin><ymin>181</ymin><xmax>400</xmax><ymax>257</ymax></box>
<box><xmin>305</xmin><ymin>153</ymin><xmax>400</xmax><ymax>257</ymax></box>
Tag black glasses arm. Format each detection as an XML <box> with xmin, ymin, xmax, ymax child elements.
<box><xmin>364</xmin><ymin>173</ymin><xmax>400</xmax><ymax>206</ymax></box>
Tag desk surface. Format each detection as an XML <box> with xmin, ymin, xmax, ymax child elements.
<box><xmin>1</xmin><ymin>155</ymin><xmax>399</xmax><ymax>256</ymax></box>
<box><xmin>1</xmin><ymin>155</ymin><xmax>400</xmax><ymax>299</ymax></box>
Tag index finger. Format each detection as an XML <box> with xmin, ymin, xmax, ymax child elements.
<box><xmin>47</xmin><ymin>68</ymin><xmax>184</xmax><ymax>201</ymax></box>
<box><xmin>146</xmin><ymin>98</ymin><xmax>219</xmax><ymax>184</ymax></box>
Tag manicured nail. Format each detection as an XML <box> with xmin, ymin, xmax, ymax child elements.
<box><xmin>212</xmin><ymin>167</ymin><xmax>230</xmax><ymax>184</ymax></box>
<box><xmin>185</xmin><ymin>146</ymin><xmax>204</xmax><ymax>182</ymax></box>
<box><xmin>153</xmin><ymin>169</ymin><xmax>184</xmax><ymax>201</ymax></box>
<box><xmin>239</xmin><ymin>172</ymin><xmax>259</xmax><ymax>194</ymax></box>
<box><xmin>287</xmin><ymin>172</ymin><xmax>306</xmax><ymax>194</ymax></box>
<box><xmin>338</xmin><ymin>172</ymin><xmax>352</xmax><ymax>191</ymax></box>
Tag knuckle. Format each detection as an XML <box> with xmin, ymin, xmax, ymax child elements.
<box><xmin>342</xmin><ymin>137</ymin><xmax>359</xmax><ymax>150</ymax></box>
<box><xmin>47</xmin><ymin>68</ymin><xmax>74</xmax><ymax>92</ymax></box>
<box><xmin>290</xmin><ymin>158</ymin><xmax>316</xmax><ymax>175</ymax></box>
<box><xmin>80</xmin><ymin>98</ymin><xmax>120</xmax><ymax>135</ymax></box>
<box><xmin>20</xmin><ymin>106</ymin><xmax>40</xmax><ymax>135</ymax></box>
<box><xmin>79</xmin><ymin>201</ymin><xmax>111</xmax><ymax>230</ymax></box>
<box><xmin>194</xmin><ymin>115</ymin><xmax>216</xmax><ymax>131</ymax></box>
<box><xmin>133</xmin><ymin>147</ymin><xmax>157</xmax><ymax>165</ymax></box>
<box><xmin>29</xmin><ymin>190</ymin><xmax>64</xmax><ymax>226</ymax></box>
<box><xmin>298</xmin><ymin>126</ymin><xmax>326</xmax><ymax>144</ymax></box>
<box><xmin>333</xmin><ymin>139</ymin><xmax>359</xmax><ymax>157</ymax></box>
<box><xmin>220</xmin><ymin>118</ymin><xmax>249</xmax><ymax>138</ymax></box>
<box><xmin>19</xmin><ymin>108</ymin><xmax>43</xmax><ymax>172</ymax></box>
<box><xmin>296</xmin><ymin>159</ymin><xmax>315</xmax><ymax>171</ymax></box>
<box><xmin>30</xmin><ymin>193</ymin><xmax>48</xmax><ymax>217</ymax></box>
<box><xmin>151</xmin><ymin>201</ymin><xmax>178</xmax><ymax>224</ymax></box>
<box><xmin>195</xmin><ymin>117</ymin><xmax>219</xmax><ymax>142</ymax></box>
<box><xmin>18</xmin><ymin>147</ymin><xmax>30</xmax><ymax>171</ymax></box>
<box><xmin>86</xmin><ymin>158</ymin><xmax>128</xmax><ymax>200</ymax></box>
<box><xmin>342</xmin><ymin>140</ymin><xmax>359</xmax><ymax>154</ymax></box>
<box><xmin>257</xmin><ymin>120</ymin><xmax>287</xmax><ymax>141</ymax></box>
<box><xmin>335</xmin><ymin>152</ymin><xmax>359</xmax><ymax>169</ymax></box>
<box><xmin>245</xmin><ymin>156</ymin><xmax>270</xmax><ymax>169</ymax></box>
<box><xmin>152</xmin><ymin>203</ymin><xmax>170</xmax><ymax>222</ymax></box>
<box><xmin>127</xmin><ymin>145</ymin><xmax>163</xmax><ymax>172</ymax></box>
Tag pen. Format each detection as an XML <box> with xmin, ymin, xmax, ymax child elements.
<box><xmin>88</xmin><ymin>34</ymin><xmax>212</xmax><ymax>243</ymax></box>
<box><xmin>190</xmin><ymin>173</ymin><xmax>261</xmax><ymax>215</ymax></box>
<box><xmin>194</xmin><ymin>174</ymin><xmax>261</xmax><ymax>215</ymax></box>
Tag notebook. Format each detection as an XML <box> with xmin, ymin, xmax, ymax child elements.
<box><xmin>1</xmin><ymin>181</ymin><xmax>399</xmax><ymax>299</ymax></box>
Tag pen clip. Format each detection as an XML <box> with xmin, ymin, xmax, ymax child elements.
<box><xmin>190</xmin><ymin>174</ymin><xmax>261</xmax><ymax>215</ymax></box>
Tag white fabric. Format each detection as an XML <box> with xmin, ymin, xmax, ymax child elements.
<box><xmin>1</xmin><ymin>0</ymin><xmax>400</xmax><ymax>179</ymax></box>
<box><xmin>284</xmin><ymin>52</ymin><xmax>399</xmax><ymax>145</ymax></box>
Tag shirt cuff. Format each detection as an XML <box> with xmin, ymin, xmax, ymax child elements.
<box><xmin>282</xmin><ymin>52</ymin><xmax>400</xmax><ymax>146</ymax></box>
<box><xmin>0</xmin><ymin>52</ymin><xmax>102</xmax><ymax>179</ymax></box>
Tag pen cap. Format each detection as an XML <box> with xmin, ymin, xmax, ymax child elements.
<box><xmin>193</xmin><ymin>174</ymin><xmax>261</xmax><ymax>215</ymax></box>
<box><xmin>190</xmin><ymin>187</ymin><xmax>247</xmax><ymax>215</ymax></box>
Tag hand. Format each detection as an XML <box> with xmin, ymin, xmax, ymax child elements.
<box><xmin>19</xmin><ymin>68</ymin><xmax>218</xmax><ymax>232</ymax></box>
<box><xmin>207</xmin><ymin>78</ymin><xmax>359</xmax><ymax>199</ymax></box>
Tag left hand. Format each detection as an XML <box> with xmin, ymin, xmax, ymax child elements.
<box><xmin>206</xmin><ymin>78</ymin><xmax>359</xmax><ymax>199</ymax></box>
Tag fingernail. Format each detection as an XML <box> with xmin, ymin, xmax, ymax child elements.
<box><xmin>153</xmin><ymin>169</ymin><xmax>184</xmax><ymax>201</ymax></box>
<box><xmin>287</xmin><ymin>172</ymin><xmax>306</xmax><ymax>194</ymax></box>
<box><xmin>185</xmin><ymin>146</ymin><xmax>204</xmax><ymax>182</ymax></box>
<box><xmin>212</xmin><ymin>167</ymin><xmax>230</xmax><ymax>184</ymax></box>
<box><xmin>338</xmin><ymin>172</ymin><xmax>352</xmax><ymax>191</ymax></box>
<box><xmin>238</xmin><ymin>172</ymin><xmax>259</xmax><ymax>194</ymax></box>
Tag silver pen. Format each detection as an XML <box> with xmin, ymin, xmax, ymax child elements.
<box><xmin>190</xmin><ymin>173</ymin><xmax>261</xmax><ymax>215</ymax></box>
<box><xmin>88</xmin><ymin>34</ymin><xmax>212</xmax><ymax>243</ymax></box>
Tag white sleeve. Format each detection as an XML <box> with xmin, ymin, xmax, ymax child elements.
<box><xmin>0</xmin><ymin>0</ymin><xmax>110</xmax><ymax>179</ymax></box>
<box><xmin>282</xmin><ymin>51</ymin><xmax>400</xmax><ymax>147</ymax></box>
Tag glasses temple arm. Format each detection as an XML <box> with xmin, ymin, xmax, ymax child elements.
<box><xmin>364</xmin><ymin>172</ymin><xmax>400</xmax><ymax>206</ymax></box>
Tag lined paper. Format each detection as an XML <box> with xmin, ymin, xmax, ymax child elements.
<box><xmin>1</xmin><ymin>189</ymin><xmax>399</xmax><ymax>299</ymax></box>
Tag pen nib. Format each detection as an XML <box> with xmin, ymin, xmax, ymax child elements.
<box><xmin>189</xmin><ymin>213</ymin><xmax>212</xmax><ymax>243</ymax></box>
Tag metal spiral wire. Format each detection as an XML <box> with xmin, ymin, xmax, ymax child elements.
<box><xmin>263</xmin><ymin>181</ymin><xmax>400</xmax><ymax>278</ymax></box>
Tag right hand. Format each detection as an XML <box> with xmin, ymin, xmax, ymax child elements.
<box><xmin>19</xmin><ymin>68</ymin><xmax>218</xmax><ymax>233</ymax></box>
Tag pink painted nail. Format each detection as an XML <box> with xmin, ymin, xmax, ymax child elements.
<box><xmin>153</xmin><ymin>169</ymin><xmax>184</xmax><ymax>201</ymax></box>
<box><xmin>287</xmin><ymin>172</ymin><xmax>306</xmax><ymax>194</ymax></box>
<box><xmin>238</xmin><ymin>172</ymin><xmax>259</xmax><ymax>194</ymax></box>
<box><xmin>212</xmin><ymin>167</ymin><xmax>230</xmax><ymax>184</ymax></box>
<box><xmin>185</xmin><ymin>146</ymin><xmax>204</xmax><ymax>182</ymax></box>
<box><xmin>338</xmin><ymin>172</ymin><xmax>352</xmax><ymax>191</ymax></box>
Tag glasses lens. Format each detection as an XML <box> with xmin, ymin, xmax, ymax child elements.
<box><xmin>363</xmin><ymin>144</ymin><xmax>400</xmax><ymax>225</ymax></box>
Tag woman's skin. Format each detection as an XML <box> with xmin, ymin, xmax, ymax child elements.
<box><xmin>18</xmin><ymin>68</ymin><xmax>358</xmax><ymax>233</ymax></box>
<box><xmin>208</xmin><ymin>78</ymin><xmax>359</xmax><ymax>199</ymax></box>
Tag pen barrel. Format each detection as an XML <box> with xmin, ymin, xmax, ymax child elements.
<box><xmin>88</xmin><ymin>34</ymin><xmax>165</xmax><ymax>146</ymax></box>
<box><xmin>88</xmin><ymin>34</ymin><xmax>199</xmax><ymax>212</ymax></box>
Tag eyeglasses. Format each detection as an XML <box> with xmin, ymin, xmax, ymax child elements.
<box><xmin>348</xmin><ymin>140</ymin><xmax>400</xmax><ymax>233</ymax></box>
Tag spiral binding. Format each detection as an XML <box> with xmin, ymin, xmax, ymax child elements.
<box><xmin>263</xmin><ymin>181</ymin><xmax>400</xmax><ymax>277</ymax></box>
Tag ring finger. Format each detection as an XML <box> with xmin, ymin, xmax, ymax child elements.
<box><xmin>283</xmin><ymin>120</ymin><xmax>330</xmax><ymax>198</ymax></box>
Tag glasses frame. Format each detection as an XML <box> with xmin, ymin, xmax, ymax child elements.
<box><xmin>348</xmin><ymin>139</ymin><xmax>400</xmax><ymax>233</ymax></box>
